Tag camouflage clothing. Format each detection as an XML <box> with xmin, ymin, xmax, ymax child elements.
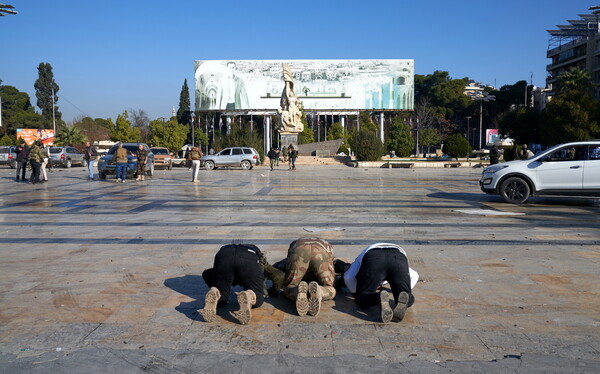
<box><xmin>136</xmin><ymin>148</ymin><xmax>148</xmax><ymax>175</ymax></box>
<box><xmin>283</xmin><ymin>238</ymin><xmax>336</xmax><ymax>301</ymax></box>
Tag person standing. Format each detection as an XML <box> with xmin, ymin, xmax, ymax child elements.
<box><xmin>135</xmin><ymin>144</ymin><xmax>148</xmax><ymax>181</ymax></box>
<box><xmin>27</xmin><ymin>140</ymin><xmax>44</xmax><ymax>185</ymax></box>
<box><xmin>490</xmin><ymin>144</ymin><xmax>499</xmax><ymax>165</ymax></box>
<box><xmin>282</xmin><ymin>145</ymin><xmax>288</xmax><ymax>163</ymax></box>
<box><xmin>39</xmin><ymin>143</ymin><xmax>49</xmax><ymax>183</ymax></box>
<box><xmin>342</xmin><ymin>243</ymin><xmax>419</xmax><ymax>323</ymax></box>
<box><xmin>114</xmin><ymin>143</ymin><xmax>129</xmax><ymax>183</ymax></box>
<box><xmin>283</xmin><ymin>238</ymin><xmax>337</xmax><ymax>317</ymax></box>
<box><xmin>188</xmin><ymin>146</ymin><xmax>203</xmax><ymax>183</ymax></box>
<box><xmin>15</xmin><ymin>141</ymin><xmax>29</xmax><ymax>182</ymax></box>
<box><xmin>267</xmin><ymin>147</ymin><xmax>278</xmax><ymax>170</ymax></box>
<box><xmin>84</xmin><ymin>142</ymin><xmax>99</xmax><ymax>181</ymax></box>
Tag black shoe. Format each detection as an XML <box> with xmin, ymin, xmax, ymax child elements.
<box><xmin>392</xmin><ymin>291</ymin><xmax>409</xmax><ymax>322</ymax></box>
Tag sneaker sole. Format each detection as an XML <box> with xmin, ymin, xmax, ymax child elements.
<box><xmin>392</xmin><ymin>291</ymin><xmax>409</xmax><ymax>322</ymax></box>
<box><xmin>380</xmin><ymin>290</ymin><xmax>394</xmax><ymax>323</ymax></box>
<box><xmin>232</xmin><ymin>291</ymin><xmax>252</xmax><ymax>325</ymax></box>
<box><xmin>296</xmin><ymin>282</ymin><xmax>309</xmax><ymax>316</ymax></box>
<box><xmin>199</xmin><ymin>288</ymin><xmax>219</xmax><ymax>323</ymax></box>
<box><xmin>308</xmin><ymin>281</ymin><xmax>322</xmax><ymax>316</ymax></box>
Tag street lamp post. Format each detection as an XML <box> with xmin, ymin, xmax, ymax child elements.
<box><xmin>465</xmin><ymin>116</ymin><xmax>471</xmax><ymax>147</ymax></box>
<box><xmin>466</xmin><ymin>91</ymin><xmax>496</xmax><ymax>150</ymax></box>
<box><xmin>190</xmin><ymin>111</ymin><xmax>196</xmax><ymax>148</ymax></box>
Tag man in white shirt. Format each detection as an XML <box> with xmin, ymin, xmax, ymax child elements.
<box><xmin>343</xmin><ymin>243</ymin><xmax>419</xmax><ymax>323</ymax></box>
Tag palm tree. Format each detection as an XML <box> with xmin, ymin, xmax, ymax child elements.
<box><xmin>557</xmin><ymin>67</ymin><xmax>594</xmax><ymax>95</ymax></box>
<box><xmin>55</xmin><ymin>126</ymin><xmax>87</xmax><ymax>146</ymax></box>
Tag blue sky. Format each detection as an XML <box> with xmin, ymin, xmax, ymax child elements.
<box><xmin>0</xmin><ymin>0</ymin><xmax>594</xmax><ymax>123</ymax></box>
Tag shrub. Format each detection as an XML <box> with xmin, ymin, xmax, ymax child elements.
<box><xmin>442</xmin><ymin>134</ymin><xmax>471</xmax><ymax>159</ymax></box>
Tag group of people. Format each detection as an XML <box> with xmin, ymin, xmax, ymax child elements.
<box><xmin>199</xmin><ymin>237</ymin><xmax>418</xmax><ymax>325</ymax></box>
<box><xmin>489</xmin><ymin>144</ymin><xmax>534</xmax><ymax>165</ymax></box>
<box><xmin>110</xmin><ymin>143</ymin><xmax>149</xmax><ymax>183</ymax></box>
<box><xmin>14</xmin><ymin>140</ymin><xmax>50</xmax><ymax>184</ymax></box>
<box><xmin>267</xmin><ymin>144</ymin><xmax>299</xmax><ymax>171</ymax></box>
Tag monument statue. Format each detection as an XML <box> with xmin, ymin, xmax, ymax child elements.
<box><xmin>278</xmin><ymin>64</ymin><xmax>304</xmax><ymax>133</ymax></box>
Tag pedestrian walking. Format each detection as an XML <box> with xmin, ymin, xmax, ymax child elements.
<box><xmin>84</xmin><ymin>142</ymin><xmax>99</xmax><ymax>181</ymax></box>
<box><xmin>490</xmin><ymin>144</ymin><xmax>499</xmax><ymax>165</ymax></box>
<box><xmin>267</xmin><ymin>147</ymin><xmax>278</xmax><ymax>170</ymax></box>
<box><xmin>288</xmin><ymin>144</ymin><xmax>298</xmax><ymax>170</ymax></box>
<box><xmin>282</xmin><ymin>145</ymin><xmax>288</xmax><ymax>163</ymax></box>
<box><xmin>188</xmin><ymin>146</ymin><xmax>203</xmax><ymax>183</ymax></box>
<box><xmin>39</xmin><ymin>143</ymin><xmax>49</xmax><ymax>183</ymax></box>
<box><xmin>135</xmin><ymin>144</ymin><xmax>148</xmax><ymax>181</ymax></box>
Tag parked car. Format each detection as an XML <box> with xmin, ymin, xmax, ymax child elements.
<box><xmin>0</xmin><ymin>146</ymin><xmax>17</xmax><ymax>168</ymax></box>
<box><xmin>150</xmin><ymin>147</ymin><xmax>172</xmax><ymax>170</ymax></box>
<box><xmin>480</xmin><ymin>140</ymin><xmax>600</xmax><ymax>203</ymax></box>
<box><xmin>97</xmin><ymin>143</ymin><xmax>154</xmax><ymax>180</ymax></box>
<box><xmin>48</xmin><ymin>146</ymin><xmax>86</xmax><ymax>168</ymax></box>
<box><xmin>201</xmin><ymin>147</ymin><xmax>260</xmax><ymax>170</ymax></box>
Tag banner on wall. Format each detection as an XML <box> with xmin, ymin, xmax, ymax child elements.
<box><xmin>194</xmin><ymin>59</ymin><xmax>414</xmax><ymax>111</ymax></box>
<box><xmin>16</xmin><ymin>129</ymin><xmax>55</xmax><ymax>146</ymax></box>
<box><xmin>486</xmin><ymin>129</ymin><xmax>499</xmax><ymax>145</ymax></box>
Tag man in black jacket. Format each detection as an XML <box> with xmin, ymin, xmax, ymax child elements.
<box><xmin>14</xmin><ymin>141</ymin><xmax>29</xmax><ymax>182</ymax></box>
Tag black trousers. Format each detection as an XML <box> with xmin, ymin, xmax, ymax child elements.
<box><xmin>16</xmin><ymin>161</ymin><xmax>27</xmax><ymax>180</ymax></box>
<box><xmin>355</xmin><ymin>248</ymin><xmax>415</xmax><ymax>309</ymax></box>
<box><xmin>30</xmin><ymin>161</ymin><xmax>41</xmax><ymax>184</ymax></box>
<box><xmin>202</xmin><ymin>244</ymin><xmax>265</xmax><ymax>308</ymax></box>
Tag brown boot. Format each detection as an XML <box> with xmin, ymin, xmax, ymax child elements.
<box><xmin>232</xmin><ymin>289</ymin><xmax>256</xmax><ymax>325</ymax></box>
<box><xmin>308</xmin><ymin>281</ymin><xmax>323</xmax><ymax>316</ymax></box>
<box><xmin>199</xmin><ymin>287</ymin><xmax>220</xmax><ymax>323</ymax></box>
<box><xmin>296</xmin><ymin>281</ymin><xmax>309</xmax><ymax>316</ymax></box>
<box><xmin>392</xmin><ymin>291</ymin><xmax>409</xmax><ymax>322</ymax></box>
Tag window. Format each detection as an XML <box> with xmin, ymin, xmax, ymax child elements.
<box><xmin>243</xmin><ymin>148</ymin><xmax>253</xmax><ymax>154</ymax></box>
<box><xmin>589</xmin><ymin>145</ymin><xmax>600</xmax><ymax>160</ymax></box>
<box><xmin>220</xmin><ymin>149</ymin><xmax>231</xmax><ymax>156</ymax></box>
<box><xmin>548</xmin><ymin>146</ymin><xmax>586</xmax><ymax>161</ymax></box>
<box><xmin>232</xmin><ymin>148</ymin><xmax>242</xmax><ymax>155</ymax></box>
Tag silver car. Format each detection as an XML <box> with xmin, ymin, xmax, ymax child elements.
<box><xmin>201</xmin><ymin>147</ymin><xmax>260</xmax><ymax>170</ymax></box>
<box><xmin>0</xmin><ymin>146</ymin><xmax>17</xmax><ymax>168</ymax></box>
<box><xmin>49</xmin><ymin>146</ymin><xmax>86</xmax><ymax>168</ymax></box>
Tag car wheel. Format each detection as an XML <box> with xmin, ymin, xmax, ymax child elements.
<box><xmin>240</xmin><ymin>160</ymin><xmax>251</xmax><ymax>170</ymax></box>
<box><xmin>500</xmin><ymin>177</ymin><xmax>530</xmax><ymax>204</ymax></box>
<box><xmin>99</xmin><ymin>172</ymin><xmax>107</xmax><ymax>180</ymax></box>
<box><xmin>65</xmin><ymin>159</ymin><xmax>72</xmax><ymax>168</ymax></box>
<box><xmin>205</xmin><ymin>160</ymin><xmax>215</xmax><ymax>170</ymax></box>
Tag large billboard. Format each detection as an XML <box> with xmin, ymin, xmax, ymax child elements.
<box><xmin>16</xmin><ymin>129</ymin><xmax>55</xmax><ymax>146</ymax></box>
<box><xmin>194</xmin><ymin>59</ymin><xmax>414</xmax><ymax>111</ymax></box>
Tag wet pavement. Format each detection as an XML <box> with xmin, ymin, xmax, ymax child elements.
<box><xmin>0</xmin><ymin>164</ymin><xmax>599</xmax><ymax>373</ymax></box>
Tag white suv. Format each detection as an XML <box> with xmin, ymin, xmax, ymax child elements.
<box><xmin>480</xmin><ymin>140</ymin><xmax>600</xmax><ymax>203</ymax></box>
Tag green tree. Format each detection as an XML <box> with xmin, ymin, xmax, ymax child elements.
<box><xmin>215</xmin><ymin>121</ymin><xmax>265</xmax><ymax>162</ymax></box>
<box><xmin>0</xmin><ymin>134</ymin><xmax>15</xmax><ymax>146</ymax></box>
<box><xmin>148</xmin><ymin>117</ymin><xmax>188</xmax><ymax>151</ymax></box>
<box><xmin>414</xmin><ymin>71</ymin><xmax>471</xmax><ymax>119</ymax></box>
<box><xmin>55</xmin><ymin>125</ymin><xmax>87</xmax><ymax>146</ymax></box>
<box><xmin>419</xmin><ymin>127</ymin><xmax>440</xmax><ymax>153</ymax></box>
<box><xmin>109</xmin><ymin>111</ymin><xmax>141</xmax><ymax>143</ymax></box>
<box><xmin>354</xmin><ymin>128</ymin><xmax>385</xmax><ymax>161</ymax></box>
<box><xmin>327</xmin><ymin>122</ymin><xmax>349</xmax><ymax>153</ymax></box>
<box><xmin>385</xmin><ymin>116</ymin><xmax>413</xmax><ymax>157</ymax></box>
<box><xmin>73</xmin><ymin>116</ymin><xmax>110</xmax><ymax>143</ymax></box>
<box><xmin>442</xmin><ymin>134</ymin><xmax>471</xmax><ymax>159</ymax></box>
<box><xmin>542</xmin><ymin>95</ymin><xmax>600</xmax><ymax>145</ymax></box>
<box><xmin>298</xmin><ymin>125</ymin><xmax>314</xmax><ymax>144</ymax></box>
<box><xmin>176</xmin><ymin>79</ymin><xmax>191</xmax><ymax>126</ymax></box>
<box><xmin>498</xmin><ymin>107</ymin><xmax>541</xmax><ymax>145</ymax></box>
<box><xmin>34</xmin><ymin>62</ymin><xmax>61</xmax><ymax>124</ymax></box>
<box><xmin>0</xmin><ymin>85</ymin><xmax>44</xmax><ymax>134</ymax></box>
<box><xmin>557</xmin><ymin>67</ymin><xmax>595</xmax><ymax>95</ymax></box>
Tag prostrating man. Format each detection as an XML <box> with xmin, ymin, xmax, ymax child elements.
<box><xmin>199</xmin><ymin>243</ymin><xmax>283</xmax><ymax>325</ymax></box>
<box><xmin>342</xmin><ymin>243</ymin><xmax>419</xmax><ymax>323</ymax></box>
<box><xmin>283</xmin><ymin>238</ymin><xmax>336</xmax><ymax>317</ymax></box>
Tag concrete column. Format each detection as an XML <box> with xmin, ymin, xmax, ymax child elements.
<box><xmin>379</xmin><ymin>113</ymin><xmax>385</xmax><ymax>144</ymax></box>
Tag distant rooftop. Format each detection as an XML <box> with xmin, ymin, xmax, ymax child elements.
<box><xmin>547</xmin><ymin>12</ymin><xmax>600</xmax><ymax>50</ymax></box>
